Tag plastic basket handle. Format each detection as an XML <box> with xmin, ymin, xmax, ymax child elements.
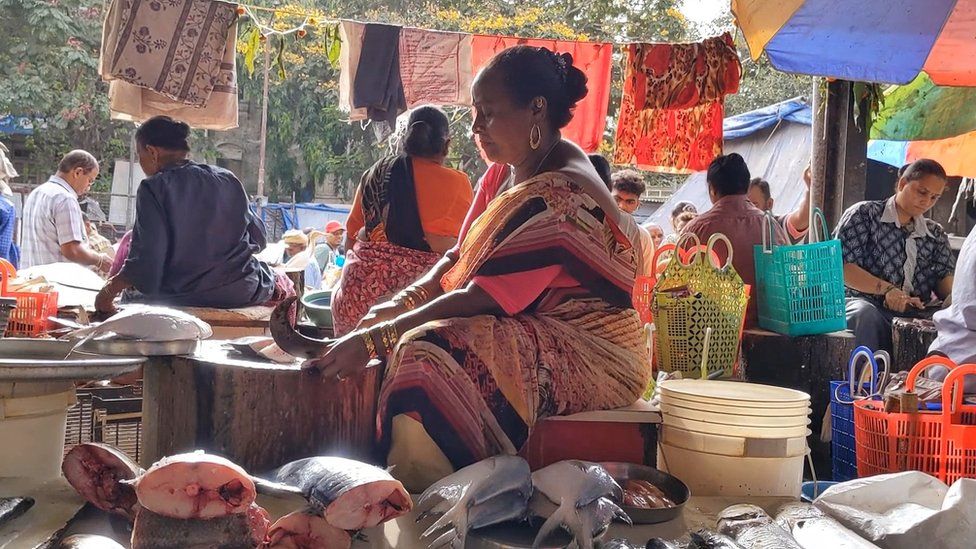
<box><xmin>761</xmin><ymin>210</ymin><xmax>778</xmax><ymax>254</ymax></box>
<box><xmin>673</xmin><ymin>232</ymin><xmax>703</xmax><ymax>268</ymax></box>
<box><xmin>906</xmin><ymin>355</ymin><xmax>959</xmax><ymax>392</ymax></box>
<box><xmin>941</xmin><ymin>363</ymin><xmax>976</xmax><ymax>416</ymax></box>
<box><xmin>0</xmin><ymin>258</ymin><xmax>14</xmax><ymax>294</ymax></box>
<box><xmin>651</xmin><ymin>243</ymin><xmax>676</xmax><ymax>276</ymax></box>
<box><xmin>705</xmin><ymin>233</ymin><xmax>734</xmax><ymax>272</ymax></box>
<box><xmin>808</xmin><ymin>208</ymin><xmax>831</xmax><ymax>244</ymax></box>
<box><xmin>847</xmin><ymin>346</ymin><xmax>880</xmax><ymax>396</ymax></box>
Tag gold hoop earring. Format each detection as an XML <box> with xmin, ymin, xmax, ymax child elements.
<box><xmin>529</xmin><ymin>124</ymin><xmax>542</xmax><ymax>150</ymax></box>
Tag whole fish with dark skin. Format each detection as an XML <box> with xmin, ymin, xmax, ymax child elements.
<box><xmin>0</xmin><ymin>496</ymin><xmax>33</xmax><ymax>528</ymax></box>
<box><xmin>58</xmin><ymin>534</ymin><xmax>127</xmax><ymax>548</ymax></box>
<box><xmin>717</xmin><ymin>504</ymin><xmax>802</xmax><ymax>549</ymax></box>
<box><xmin>62</xmin><ymin>443</ymin><xmax>144</xmax><ymax>520</ymax></box>
<box><xmin>269</xmin><ymin>297</ymin><xmax>331</xmax><ymax>359</ymax></box>
<box><xmin>417</xmin><ymin>455</ymin><xmax>532</xmax><ymax>549</ymax></box>
<box><xmin>774</xmin><ymin>503</ymin><xmax>880</xmax><ymax>549</ymax></box>
<box><xmin>688</xmin><ymin>529</ymin><xmax>745</xmax><ymax>549</ymax></box>
<box><xmin>270</xmin><ymin>456</ymin><xmax>412</xmax><ymax>530</ymax></box>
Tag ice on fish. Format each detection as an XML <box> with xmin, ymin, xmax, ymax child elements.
<box><xmin>271</xmin><ymin>456</ymin><xmax>412</xmax><ymax>530</ymax></box>
<box><xmin>70</xmin><ymin>305</ymin><xmax>212</xmax><ymax>342</ymax></box>
<box><xmin>530</xmin><ymin>461</ymin><xmax>624</xmax><ymax>549</ymax></box>
<box><xmin>717</xmin><ymin>504</ymin><xmax>803</xmax><ymax>549</ymax></box>
<box><xmin>417</xmin><ymin>455</ymin><xmax>533</xmax><ymax>549</ymax></box>
<box><xmin>775</xmin><ymin>503</ymin><xmax>880</xmax><ymax>549</ymax></box>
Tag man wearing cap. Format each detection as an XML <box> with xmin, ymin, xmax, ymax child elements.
<box><xmin>313</xmin><ymin>220</ymin><xmax>345</xmax><ymax>271</ymax></box>
<box><xmin>280</xmin><ymin>229</ymin><xmax>308</xmax><ymax>264</ymax></box>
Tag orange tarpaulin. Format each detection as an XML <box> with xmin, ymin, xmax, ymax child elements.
<box><xmin>907</xmin><ymin>132</ymin><xmax>976</xmax><ymax>179</ymax></box>
<box><xmin>470</xmin><ymin>35</ymin><xmax>613</xmax><ymax>153</ymax></box>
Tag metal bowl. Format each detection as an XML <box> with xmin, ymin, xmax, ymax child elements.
<box><xmin>78</xmin><ymin>337</ymin><xmax>199</xmax><ymax>357</ymax></box>
<box><xmin>0</xmin><ymin>338</ymin><xmax>145</xmax><ymax>381</ymax></box>
<box><xmin>600</xmin><ymin>462</ymin><xmax>689</xmax><ymax>524</ymax></box>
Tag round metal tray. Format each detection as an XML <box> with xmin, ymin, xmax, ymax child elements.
<box><xmin>600</xmin><ymin>462</ymin><xmax>689</xmax><ymax>525</ymax></box>
<box><xmin>0</xmin><ymin>338</ymin><xmax>146</xmax><ymax>381</ymax></box>
<box><xmin>78</xmin><ymin>338</ymin><xmax>200</xmax><ymax>357</ymax></box>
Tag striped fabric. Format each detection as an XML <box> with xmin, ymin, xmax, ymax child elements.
<box><xmin>377</xmin><ymin>174</ymin><xmax>649</xmax><ymax>468</ymax></box>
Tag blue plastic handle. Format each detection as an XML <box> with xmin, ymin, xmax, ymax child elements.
<box><xmin>847</xmin><ymin>346</ymin><xmax>880</xmax><ymax>396</ymax></box>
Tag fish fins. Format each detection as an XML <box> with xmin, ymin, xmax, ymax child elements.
<box><xmin>422</xmin><ymin>500</ymin><xmax>467</xmax><ymax>539</ymax></box>
<box><xmin>532</xmin><ymin>502</ymin><xmax>572</xmax><ymax>549</ymax></box>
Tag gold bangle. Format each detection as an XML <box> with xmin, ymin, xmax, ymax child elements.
<box><xmin>379</xmin><ymin>321</ymin><xmax>400</xmax><ymax>355</ymax></box>
<box><xmin>401</xmin><ymin>293</ymin><xmax>416</xmax><ymax>310</ymax></box>
<box><xmin>359</xmin><ymin>330</ymin><xmax>378</xmax><ymax>360</ymax></box>
<box><xmin>411</xmin><ymin>285</ymin><xmax>430</xmax><ymax>302</ymax></box>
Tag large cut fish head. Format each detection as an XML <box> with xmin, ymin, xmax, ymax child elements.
<box><xmin>270</xmin><ymin>296</ymin><xmax>331</xmax><ymax>358</ymax></box>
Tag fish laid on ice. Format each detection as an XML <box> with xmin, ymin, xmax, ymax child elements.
<box><xmin>530</xmin><ymin>460</ymin><xmax>624</xmax><ymax>549</ymax></box>
<box><xmin>270</xmin><ymin>456</ymin><xmax>412</xmax><ymax>530</ymax></box>
<box><xmin>62</xmin><ymin>443</ymin><xmax>144</xmax><ymax>520</ymax></box>
<box><xmin>417</xmin><ymin>455</ymin><xmax>532</xmax><ymax>549</ymax></box>
<box><xmin>70</xmin><ymin>305</ymin><xmax>213</xmax><ymax>342</ymax></box>
<box><xmin>58</xmin><ymin>534</ymin><xmax>127</xmax><ymax>548</ymax></box>
<box><xmin>130</xmin><ymin>451</ymin><xmax>256</xmax><ymax>520</ymax></box>
<box><xmin>0</xmin><ymin>496</ymin><xmax>33</xmax><ymax>528</ymax></box>
<box><xmin>775</xmin><ymin>503</ymin><xmax>880</xmax><ymax>549</ymax></box>
<box><xmin>130</xmin><ymin>505</ymin><xmax>268</xmax><ymax>549</ymax></box>
<box><xmin>717</xmin><ymin>504</ymin><xmax>802</xmax><ymax>549</ymax></box>
<box><xmin>265</xmin><ymin>509</ymin><xmax>353</xmax><ymax>549</ymax></box>
<box><xmin>689</xmin><ymin>528</ymin><xmax>745</xmax><ymax>548</ymax></box>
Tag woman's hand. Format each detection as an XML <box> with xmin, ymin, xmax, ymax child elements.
<box><xmin>357</xmin><ymin>300</ymin><xmax>406</xmax><ymax>331</ymax></box>
<box><xmin>884</xmin><ymin>288</ymin><xmax>924</xmax><ymax>313</ymax></box>
<box><xmin>302</xmin><ymin>332</ymin><xmax>371</xmax><ymax>380</ymax></box>
<box><xmin>94</xmin><ymin>286</ymin><xmax>120</xmax><ymax>315</ymax></box>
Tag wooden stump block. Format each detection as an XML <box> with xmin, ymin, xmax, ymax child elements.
<box><xmin>892</xmin><ymin>317</ymin><xmax>938</xmax><ymax>373</ymax></box>
<box><xmin>740</xmin><ymin>328</ymin><xmax>857</xmax><ymax>479</ymax></box>
<box><xmin>142</xmin><ymin>341</ymin><xmax>381</xmax><ymax>473</ymax></box>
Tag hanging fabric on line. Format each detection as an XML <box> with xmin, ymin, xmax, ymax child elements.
<box><xmin>338</xmin><ymin>20</ymin><xmax>368</xmax><ymax>121</ymax></box>
<box><xmin>471</xmin><ymin>36</ymin><xmax>613</xmax><ymax>153</ymax></box>
<box><xmin>614</xmin><ymin>33</ymin><xmax>741</xmax><ymax>173</ymax></box>
<box><xmin>100</xmin><ymin>0</ymin><xmax>240</xmax><ymax>129</ymax></box>
<box><xmin>399</xmin><ymin>28</ymin><xmax>473</xmax><ymax>108</ymax></box>
<box><xmin>100</xmin><ymin>0</ymin><xmax>238</xmax><ymax>107</ymax></box>
<box><xmin>353</xmin><ymin>23</ymin><xmax>407</xmax><ymax>129</ymax></box>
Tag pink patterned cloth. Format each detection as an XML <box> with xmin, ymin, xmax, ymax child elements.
<box><xmin>109</xmin><ymin>231</ymin><xmax>132</xmax><ymax>277</ymax></box>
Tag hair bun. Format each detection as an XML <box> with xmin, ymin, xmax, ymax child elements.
<box><xmin>565</xmin><ymin>63</ymin><xmax>588</xmax><ymax>105</ymax></box>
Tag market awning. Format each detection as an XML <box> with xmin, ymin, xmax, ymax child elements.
<box><xmin>871</xmin><ymin>73</ymin><xmax>976</xmax><ymax>141</ymax></box>
<box><xmin>731</xmin><ymin>0</ymin><xmax>976</xmax><ymax>85</ymax></box>
<box><xmin>869</xmin><ymin>131</ymin><xmax>976</xmax><ymax>179</ymax></box>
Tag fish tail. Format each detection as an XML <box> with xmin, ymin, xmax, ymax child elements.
<box><xmin>532</xmin><ymin>502</ymin><xmax>572</xmax><ymax>549</ymax></box>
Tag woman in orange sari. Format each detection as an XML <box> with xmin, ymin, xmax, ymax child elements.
<box><xmin>272</xmin><ymin>47</ymin><xmax>647</xmax><ymax>489</ymax></box>
<box><xmin>331</xmin><ymin>106</ymin><xmax>472</xmax><ymax>335</ymax></box>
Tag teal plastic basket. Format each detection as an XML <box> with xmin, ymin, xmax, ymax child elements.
<box><xmin>754</xmin><ymin>209</ymin><xmax>847</xmax><ymax>336</ymax></box>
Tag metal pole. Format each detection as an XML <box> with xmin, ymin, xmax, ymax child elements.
<box><xmin>810</xmin><ymin>78</ymin><xmax>826</xmax><ymax>234</ymax></box>
<box><xmin>256</xmin><ymin>38</ymin><xmax>271</xmax><ymax>215</ymax></box>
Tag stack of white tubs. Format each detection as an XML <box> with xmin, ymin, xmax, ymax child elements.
<box><xmin>657</xmin><ymin>379</ymin><xmax>811</xmax><ymax>497</ymax></box>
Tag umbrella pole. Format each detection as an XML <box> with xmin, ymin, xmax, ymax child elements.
<box><xmin>256</xmin><ymin>39</ymin><xmax>271</xmax><ymax>216</ymax></box>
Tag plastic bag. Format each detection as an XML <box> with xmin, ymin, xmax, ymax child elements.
<box><xmin>814</xmin><ymin>471</ymin><xmax>976</xmax><ymax>549</ymax></box>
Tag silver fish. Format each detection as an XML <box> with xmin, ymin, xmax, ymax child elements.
<box><xmin>59</xmin><ymin>535</ymin><xmax>127</xmax><ymax>549</ymax></box>
<box><xmin>271</xmin><ymin>456</ymin><xmax>412</xmax><ymax>530</ymax></box>
<box><xmin>417</xmin><ymin>455</ymin><xmax>532</xmax><ymax>548</ymax></box>
<box><xmin>0</xmin><ymin>496</ymin><xmax>33</xmax><ymax>528</ymax></box>
<box><xmin>717</xmin><ymin>504</ymin><xmax>802</xmax><ymax>549</ymax></box>
<box><xmin>775</xmin><ymin>503</ymin><xmax>880</xmax><ymax>549</ymax></box>
<box><xmin>531</xmin><ymin>461</ymin><xmax>624</xmax><ymax>549</ymax></box>
<box><xmin>646</xmin><ymin>539</ymin><xmax>687</xmax><ymax>549</ymax></box>
<box><xmin>602</xmin><ymin>539</ymin><xmax>643</xmax><ymax>549</ymax></box>
<box><xmin>689</xmin><ymin>529</ymin><xmax>745</xmax><ymax>549</ymax></box>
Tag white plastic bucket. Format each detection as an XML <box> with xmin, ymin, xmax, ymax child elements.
<box><xmin>658</xmin><ymin>441</ymin><xmax>804</xmax><ymax>497</ymax></box>
<box><xmin>661</xmin><ymin>424</ymin><xmax>809</xmax><ymax>458</ymax></box>
<box><xmin>0</xmin><ymin>388</ymin><xmax>76</xmax><ymax>478</ymax></box>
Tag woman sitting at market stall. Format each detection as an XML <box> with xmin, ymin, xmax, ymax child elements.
<box><xmin>836</xmin><ymin>158</ymin><xmax>954</xmax><ymax>352</ymax></box>
<box><xmin>330</xmin><ymin>106</ymin><xmax>473</xmax><ymax>336</ymax></box>
<box><xmin>95</xmin><ymin>116</ymin><xmax>277</xmax><ymax>312</ymax></box>
<box><xmin>275</xmin><ymin>45</ymin><xmax>647</xmax><ymax>489</ymax></box>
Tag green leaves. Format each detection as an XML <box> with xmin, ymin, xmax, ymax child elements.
<box><xmin>240</xmin><ymin>27</ymin><xmax>262</xmax><ymax>77</ymax></box>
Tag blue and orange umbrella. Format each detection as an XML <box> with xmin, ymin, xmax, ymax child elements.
<box><xmin>732</xmin><ymin>0</ymin><xmax>976</xmax><ymax>86</ymax></box>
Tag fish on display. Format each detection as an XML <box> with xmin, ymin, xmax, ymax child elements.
<box><xmin>601</xmin><ymin>539</ymin><xmax>643</xmax><ymax>549</ymax></box>
<box><xmin>0</xmin><ymin>496</ymin><xmax>34</xmax><ymax>528</ymax></box>
<box><xmin>129</xmin><ymin>451</ymin><xmax>257</xmax><ymax>520</ymax></box>
<box><xmin>130</xmin><ymin>505</ymin><xmax>268</xmax><ymax>549</ymax></box>
<box><xmin>645</xmin><ymin>539</ymin><xmax>687</xmax><ymax>549</ymax></box>
<box><xmin>265</xmin><ymin>509</ymin><xmax>353</xmax><ymax>549</ymax></box>
<box><xmin>69</xmin><ymin>305</ymin><xmax>212</xmax><ymax>341</ymax></box>
<box><xmin>717</xmin><ymin>504</ymin><xmax>802</xmax><ymax>549</ymax></box>
<box><xmin>688</xmin><ymin>529</ymin><xmax>745</xmax><ymax>549</ymax></box>
<box><xmin>530</xmin><ymin>460</ymin><xmax>625</xmax><ymax>549</ymax></box>
<box><xmin>416</xmin><ymin>454</ymin><xmax>533</xmax><ymax>549</ymax></box>
<box><xmin>269</xmin><ymin>456</ymin><xmax>412</xmax><ymax>530</ymax></box>
<box><xmin>774</xmin><ymin>503</ymin><xmax>880</xmax><ymax>549</ymax></box>
<box><xmin>58</xmin><ymin>534</ymin><xmax>127</xmax><ymax>548</ymax></box>
<box><xmin>62</xmin><ymin>443</ymin><xmax>144</xmax><ymax>520</ymax></box>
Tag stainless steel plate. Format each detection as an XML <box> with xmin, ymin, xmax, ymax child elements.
<box><xmin>78</xmin><ymin>338</ymin><xmax>200</xmax><ymax>357</ymax></box>
<box><xmin>600</xmin><ymin>462</ymin><xmax>689</xmax><ymax>525</ymax></box>
<box><xmin>0</xmin><ymin>338</ymin><xmax>145</xmax><ymax>381</ymax></box>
